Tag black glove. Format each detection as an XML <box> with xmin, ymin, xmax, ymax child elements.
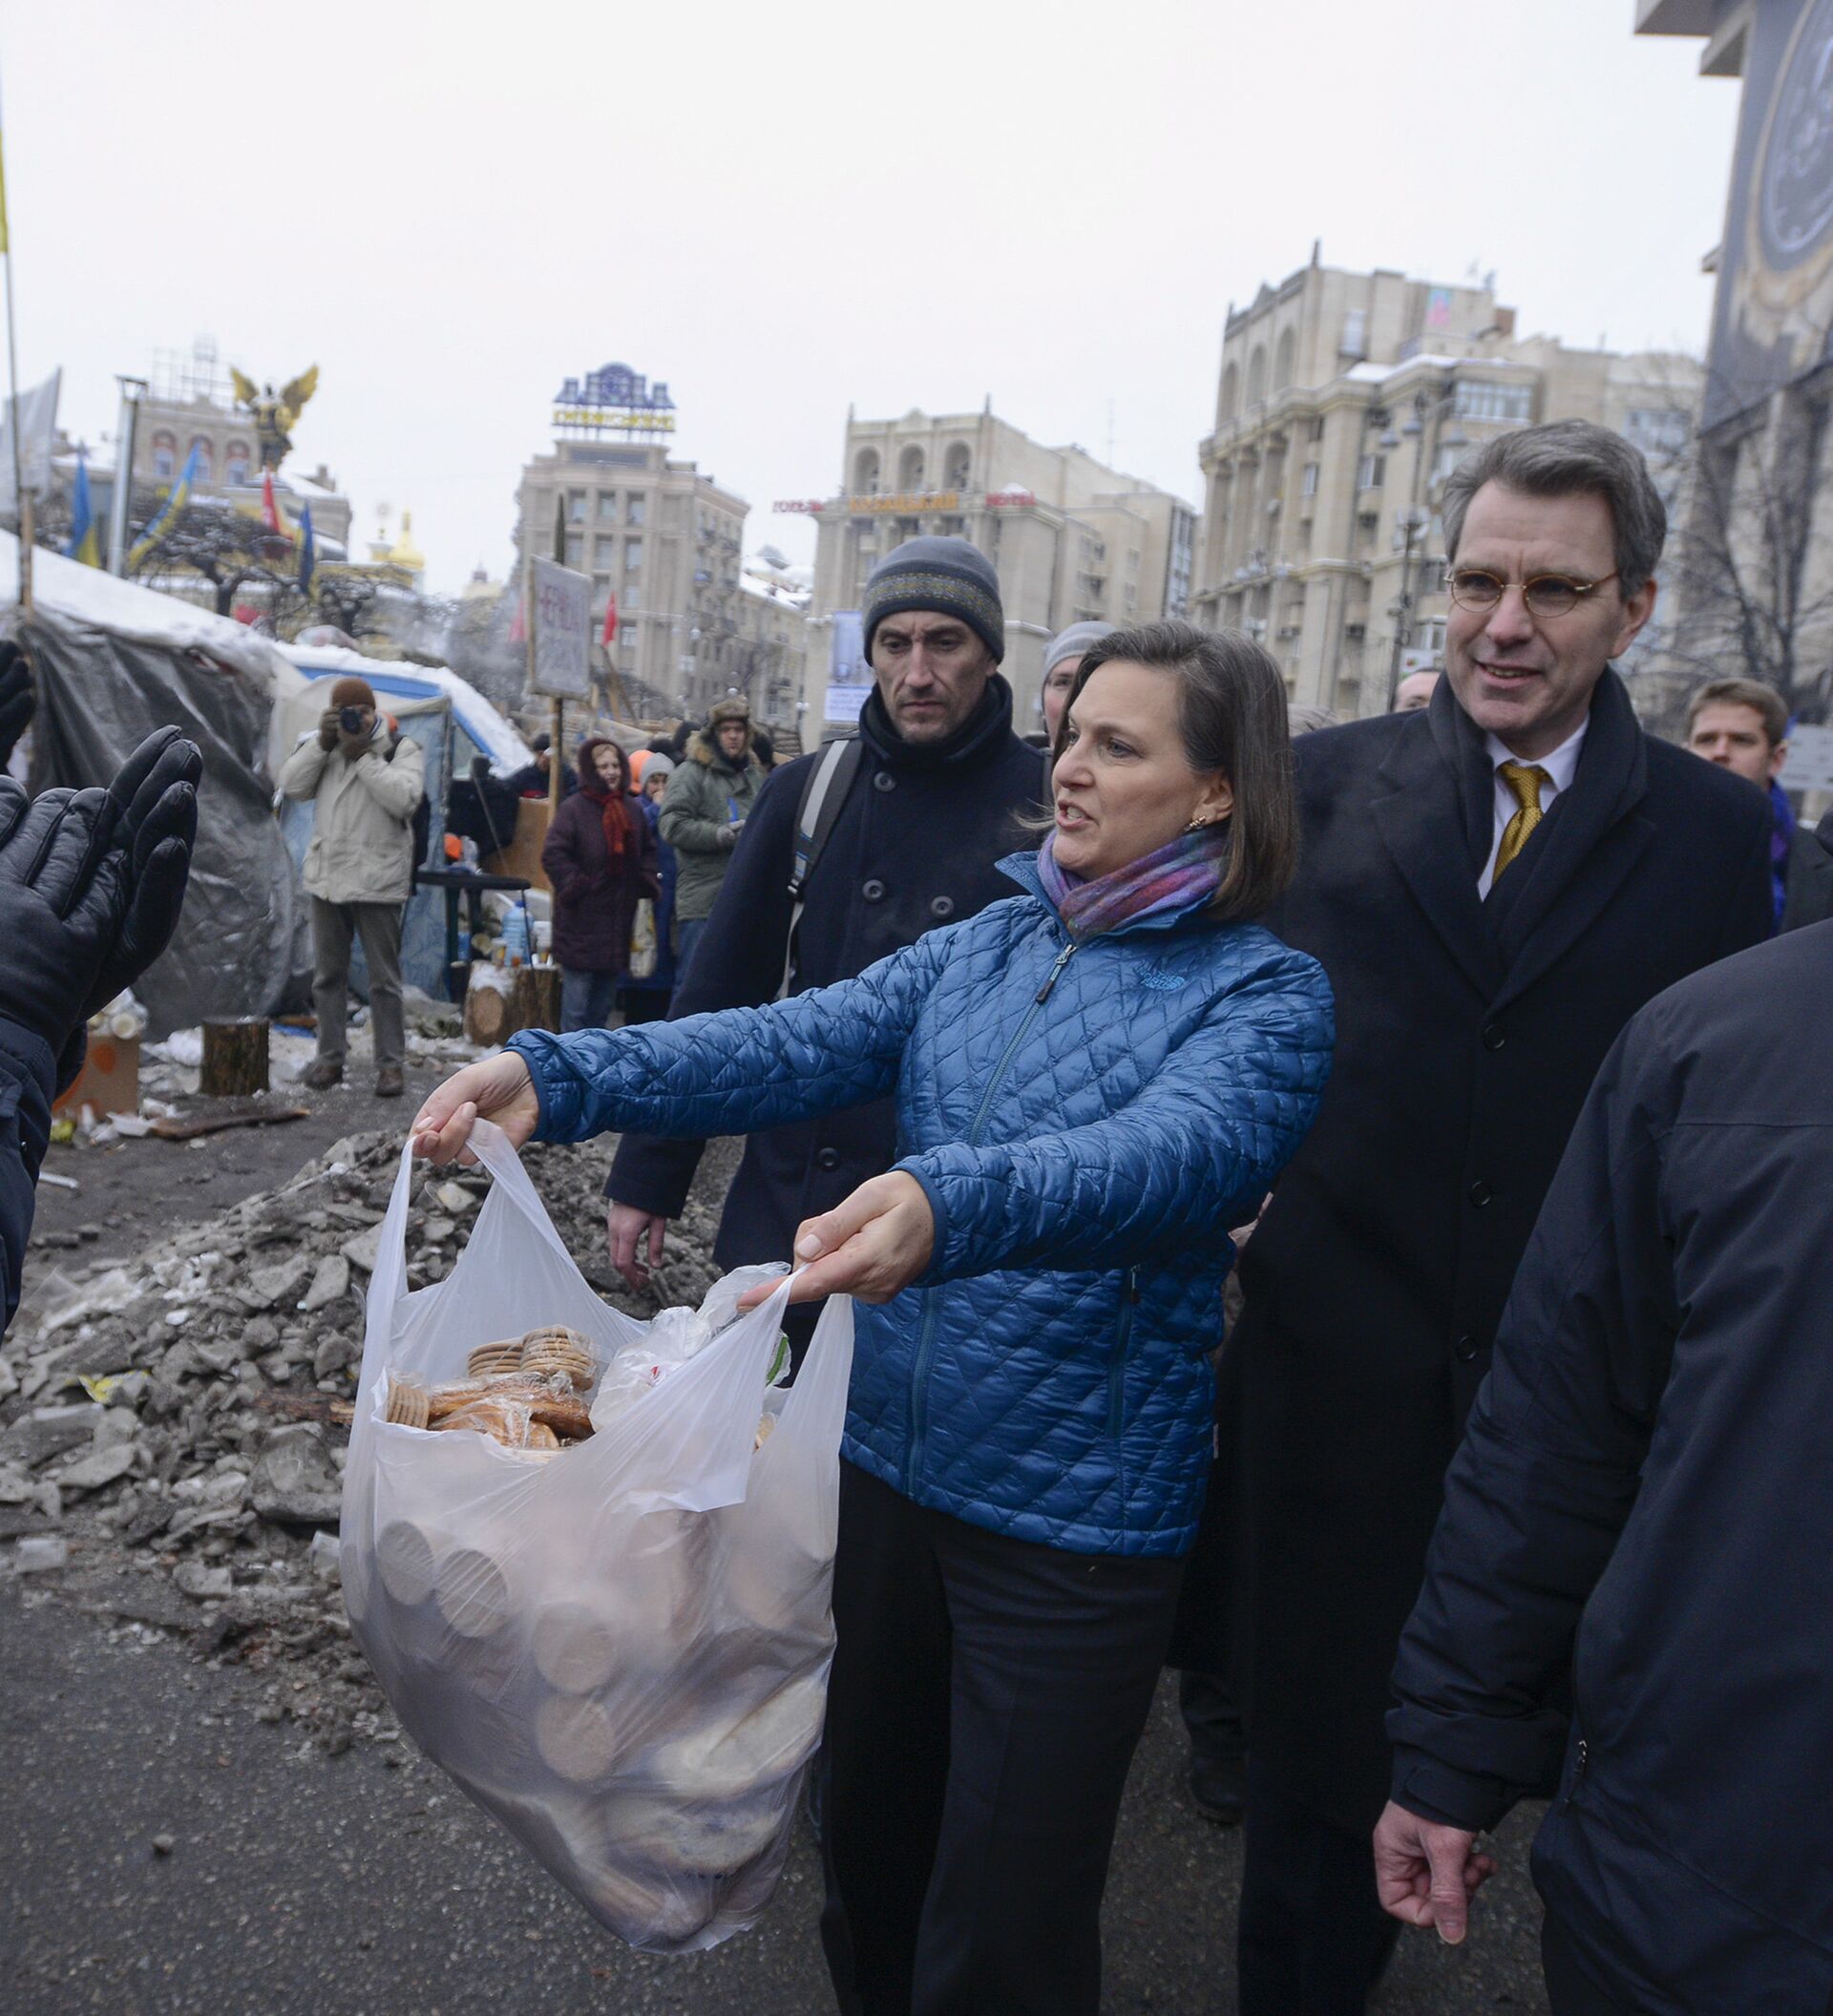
<box><xmin>85</xmin><ymin>726</ymin><xmax>202</xmax><ymax>1017</ymax></box>
<box><xmin>0</xmin><ymin>642</ymin><xmax>35</xmax><ymax>773</ymax></box>
<box><xmin>0</xmin><ymin>726</ymin><xmax>201</xmax><ymax>1056</ymax></box>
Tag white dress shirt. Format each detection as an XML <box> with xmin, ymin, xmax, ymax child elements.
<box><xmin>1477</xmin><ymin>719</ymin><xmax>1589</xmax><ymax>896</ymax></box>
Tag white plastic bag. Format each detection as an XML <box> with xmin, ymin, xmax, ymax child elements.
<box><xmin>628</xmin><ymin>897</ymin><xmax>658</xmax><ymax>980</ymax></box>
<box><xmin>341</xmin><ymin>1121</ymin><xmax>853</xmax><ymax>1953</ymax></box>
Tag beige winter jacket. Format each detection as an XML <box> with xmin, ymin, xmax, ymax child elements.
<box><xmin>278</xmin><ymin>720</ymin><xmax>425</xmax><ymax>905</ymax></box>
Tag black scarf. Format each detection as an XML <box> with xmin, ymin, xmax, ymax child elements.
<box><xmin>858</xmin><ymin>671</ymin><xmax>1018</xmax><ymax>773</ymax></box>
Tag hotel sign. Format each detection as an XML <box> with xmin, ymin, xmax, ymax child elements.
<box><xmin>773</xmin><ymin>489</ymin><xmax>1039</xmax><ymax>515</ymax></box>
<box><xmin>552</xmin><ymin>362</ymin><xmax>677</xmax><ymax>435</ymax></box>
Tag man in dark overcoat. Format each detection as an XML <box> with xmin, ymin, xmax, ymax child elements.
<box><xmin>1226</xmin><ymin>420</ymin><xmax>1773</xmax><ymax>2013</ymax></box>
<box><xmin>1376</xmin><ymin>917</ymin><xmax>1833</xmax><ymax>2013</ymax></box>
<box><xmin>601</xmin><ymin>536</ymin><xmax>1043</xmax><ymax>1346</ymax></box>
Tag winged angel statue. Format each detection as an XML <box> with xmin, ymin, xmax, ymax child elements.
<box><xmin>229</xmin><ymin>365</ymin><xmax>320</xmax><ymax>472</ymax></box>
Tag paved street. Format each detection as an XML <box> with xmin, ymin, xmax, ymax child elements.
<box><xmin>1</xmin><ymin>1577</ymin><xmax>1549</xmax><ymax>2014</ymax></box>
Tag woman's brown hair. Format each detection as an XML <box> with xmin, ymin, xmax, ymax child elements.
<box><xmin>1058</xmin><ymin>620</ymin><xmax>1298</xmax><ymax>922</ymax></box>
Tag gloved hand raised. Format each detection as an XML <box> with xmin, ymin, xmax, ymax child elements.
<box><xmin>0</xmin><ymin>726</ymin><xmax>201</xmax><ymax>1060</ymax></box>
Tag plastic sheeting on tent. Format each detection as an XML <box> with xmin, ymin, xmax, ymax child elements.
<box><xmin>0</xmin><ymin>533</ymin><xmax>304</xmax><ymax>1040</ymax></box>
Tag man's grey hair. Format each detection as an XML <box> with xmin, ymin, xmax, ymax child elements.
<box><xmin>1441</xmin><ymin>419</ymin><xmax>1668</xmax><ymax>595</ymax></box>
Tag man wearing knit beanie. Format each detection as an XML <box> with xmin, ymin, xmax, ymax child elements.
<box><xmin>278</xmin><ymin>673</ymin><xmax>425</xmax><ymax>1099</ymax></box>
<box><xmin>858</xmin><ymin>536</ymin><xmax>1005</xmax><ymax>746</ymax></box>
<box><xmin>1040</xmin><ymin>620</ymin><xmax>1116</xmax><ymax>746</ymax></box>
<box><xmin>606</xmin><ymin>525</ymin><xmax>1042</xmax><ymax>1324</ymax></box>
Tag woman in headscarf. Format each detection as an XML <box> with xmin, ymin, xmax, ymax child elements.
<box><xmin>539</xmin><ymin>735</ymin><xmax>658</xmax><ymax>1033</ymax></box>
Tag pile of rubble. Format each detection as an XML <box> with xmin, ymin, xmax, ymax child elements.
<box><xmin>0</xmin><ymin>1126</ymin><xmax>736</xmax><ymax>1753</ymax></box>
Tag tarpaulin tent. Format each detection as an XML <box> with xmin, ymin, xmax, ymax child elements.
<box><xmin>0</xmin><ymin>532</ymin><xmax>304</xmax><ymax>1039</ymax></box>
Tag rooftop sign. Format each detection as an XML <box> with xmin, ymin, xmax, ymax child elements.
<box><xmin>553</xmin><ymin>363</ymin><xmax>677</xmax><ymax>436</ymax></box>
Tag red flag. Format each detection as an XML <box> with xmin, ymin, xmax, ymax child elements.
<box><xmin>600</xmin><ymin>592</ymin><xmax>619</xmax><ymax>645</ymax></box>
<box><xmin>508</xmin><ymin>594</ymin><xmax>526</xmax><ymax>645</ymax></box>
<box><xmin>261</xmin><ymin>470</ymin><xmax>288</xmax><ymax>538</ymax></box>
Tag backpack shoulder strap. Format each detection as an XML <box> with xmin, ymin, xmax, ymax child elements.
<box><xmin>778</xmin><ymin>736</ymin><xmax>864</xmax><ymax>999</ymax></box>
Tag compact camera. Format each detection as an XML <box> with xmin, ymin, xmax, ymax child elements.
<box><xmin>338</xmin><ymin>704</ymin><xmax>367</xmax><ymax>735</ymax></box>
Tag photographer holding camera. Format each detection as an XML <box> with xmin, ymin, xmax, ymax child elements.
<box><xmin>278</xmin><ymin>674</ymin><xmax>425</xmax><ymax>1098</ymax></box>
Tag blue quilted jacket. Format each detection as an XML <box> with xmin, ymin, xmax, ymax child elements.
<box><xmin>511</xmin><ymin>851</ymin><xmax>1334</xmax><ymax>1556</ymax></box>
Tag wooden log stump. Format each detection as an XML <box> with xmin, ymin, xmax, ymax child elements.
<box><xmin>200</xmin><ymin>1018</ymin><xmax>269</xmax><ymax>1097</ymax></box>
<box><xmin>515</xmin><ymin>964</ymin><xmax>562</xmax><ymax>1034</ymax></box>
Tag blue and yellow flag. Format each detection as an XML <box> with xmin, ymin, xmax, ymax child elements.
<box><xmin>64</xmin><ymin>452</ymin><xmax>101</xmax><ymax>566</ymax></box>
<box><xmin>126</xmin><ymin>441</ymin><xmax>200</xmax><ymax>570</ymax></box>
<box><xmin>298</xmin><ymin>502</ymin><xmax>316</xmax><ymax>594</ymax></box>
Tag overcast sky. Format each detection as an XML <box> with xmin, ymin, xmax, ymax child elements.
<box><xmin>5</xmin><ymin>0</ymin><xmax>1738</xmax><ymax>595</ymax></box>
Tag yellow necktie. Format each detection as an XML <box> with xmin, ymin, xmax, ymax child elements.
<box><xmin>1493</xmin><ymin>762</ymin><xmax>1550</xmax><ymax>881</ymax></box>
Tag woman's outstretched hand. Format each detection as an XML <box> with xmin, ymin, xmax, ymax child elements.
<box><xmin>410</xmin><ymin>1052</ymin><xmax>540</xmax><ymax>1165</ymax></box>
<box><xmin>738</xmin><ymin>1172</ymin><xmax>936</xmax><ymax>1311</ymax></box>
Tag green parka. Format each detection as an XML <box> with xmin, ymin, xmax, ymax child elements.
<box><xmin>657</xmin><ymin>729</ymin><xmax>766</xmax><ymax>921</ymax></box>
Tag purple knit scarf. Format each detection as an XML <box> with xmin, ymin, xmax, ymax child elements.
<box><xmin>1036</xmin><ymin>824</ymin><xmax>1231</xmax><ymax>938</ymax></box>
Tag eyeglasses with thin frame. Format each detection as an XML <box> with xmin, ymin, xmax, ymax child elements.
<box><xmin>1446</xmin><ymin>567</ymin><xmax>1620</xmax><ymax>620</ymax></box>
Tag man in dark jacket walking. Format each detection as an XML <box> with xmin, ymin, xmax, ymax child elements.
<box><xmin>1377</xmin><ymin>919</ymin><xmax>1833</xmax><ymax>2014</ymax></box>
<box><xmin>1224</xmin><ymin>420</ymin><xmax>1773</xmax><ymax>2013</ymax></box>
<box><xmin>603</xmin><ymin>536</ymin><xmax>1043</xmax><ymax>1339</ymax></box>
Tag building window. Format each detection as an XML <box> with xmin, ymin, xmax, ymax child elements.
<box><xmin>1301</xmin><ymin>462</ymin><xmax>1319</xmax><ymax>497</ymax></box>
<box><xmin>897</xmin><ymin>446</ymin><xmax>925</xmax><ymax>491</ymax></box>
<box><xmin>1453</xmin><ymin>380</ymin><xmax>1534</xmax><ymax>424</ymax></box>
<box><xmin>1307</xmin><ymin>414</ymin><xmax>1325</xmax><ymax>442</ymax></box>
<box><xmin>563</xmin><ymin>533</ymin><xmax>585</xmax><ymax>568</ymax></box>
<box><xmin>568</xmin><ymin>490</ymin><xmax>587</xmax><ymax>522</ymax></box>
<box><xmin>1624</xmin><ymin>407</ymin><xmax>1690</xmax><ymax>458</ymax></box>
<box><xmin>189</xmin><ymin>436</ymin><xmax>214</xmax><ymax>483</ymax></box>
<box><xmin>595</xmin><ymin>538</ymin><xmax>618</xmax><ymax>570</ymax></box>
<box><xmin>853</xmin><ymin>448</ymin><xmax>880</xmax><ymax>494</ymax></box>
<box><xmin>1340</xmin><ymin>308</ymin><xmax>1368</xmax><ymax>359</ymax></box>
<box><xmin>1220</xmin><ymin>363</ymin><xmax>1240</xmax><ymax>422</ymax></box>
<box><xmin>1356</xmin><ymin>453</ymin><xmax>1386</xmax><ymax>491</ymax></box>
<box><xmin>224</xmin><ymin>441</ymin><xmax>251</xmax><ymax>486</ymax></box>
<box><xmin>626</xmin><ymin>494</ymin><xmax>646</xmax><ymax>527</ymax></box>
<box><xmin>598</xmin><ymin>492</ymin><xmax>618</xmax><ymax>522</ymax></box>
<box><xmin>943</xmin><ymin>442</ymin><xmax>970</xmax><ymax>490</ymax></box>
<box><xmin>1246</xmin><ymin>346</ymin><xmax>1268</xmax><ymax>407</ymax></box>
<box><xmin>151</xmin><ymin>432</ymin><xmax>177</xmax><ymax>482</ymax></box>
<box><xmin>624</xmin><ymin>536</ymin><xmax>643</xmax><ymax>574</ymax></box>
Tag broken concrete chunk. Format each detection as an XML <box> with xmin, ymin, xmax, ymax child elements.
<box><xmin>173</xmin><ymin>1560</ymin><xmax>233</xmax><ymax>1599</ymax></box>
<box><xmin>2</xmin><ymin>1404</ymin><xmax>103</xmax><ymax>1469</ymax></box>
<box><xmin>58</xmin><ymin>1443</ymin><xmax>137</xmax><ymax>1493</ymax></box>
<box><xmin>299</xmin><ymin>1254</ymin><xmax>350</xmax><ymax>1313</ymax></box>
<box><xmin>434</xmin><ymin>1182</ymin><xmax>478</xmax><ymax>1216</ymax></box>
<box><xmin>246</xmin><ymin>1256</ymin><xmax>314</xmax><ymax>1312</ymax></box>
<box><xmin>338</xmin><ymin>1225</ymin><xmax>383</xmax><ymax>1274</ymax></box>
<box><xmin>249</xmin><ymin>1424</ymin><xmax>343</xmax><ymax>1526</ymax></box>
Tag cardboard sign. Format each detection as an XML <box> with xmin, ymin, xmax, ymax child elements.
<box><xmin>530</xmin><ymin>557</ymin><xmax>592</xmax><ymax>701</ymax></box>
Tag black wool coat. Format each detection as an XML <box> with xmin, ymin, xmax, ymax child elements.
<box><xmin>1225</xmin><ymin>669</ymin><xmax>1772</xmax><ymax>1834</ymax></box>
<box><xmin>605</xmin><ymin>676</ymin><xmax>1045</xmax><ymax>1271</ymax></box>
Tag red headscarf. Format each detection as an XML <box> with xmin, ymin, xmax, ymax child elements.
<box><xmin>577</xmin><ymin>736</ymin><xmax>632</xmax><ymax>862</ymax></box>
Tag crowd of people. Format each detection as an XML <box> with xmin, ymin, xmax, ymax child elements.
<box><xmin>410</xmin><ymin>416</ymin><xmax>1833</xmax><ymax>2016</ymax></box>
<box><xmin>3</xmin><ymin>408</ymin><xmax>1828</xmax><ymax>2016</ymax></box>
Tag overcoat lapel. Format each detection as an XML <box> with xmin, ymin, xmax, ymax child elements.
<box><xmin>1487</xmin><ymin>669</ymin><xmax>1654</xmax><ymax>1013</ymax></box>
<box><xmin>1369</xmin><ymin>696</ymin><xmax>1502</xmax><ymax>1000</ymax></box>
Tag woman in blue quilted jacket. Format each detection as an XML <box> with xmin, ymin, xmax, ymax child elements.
<box><xmin>412</xmin><ymin>620</ymin><xmax>1335</xmax><ymax>2016</ymax></box>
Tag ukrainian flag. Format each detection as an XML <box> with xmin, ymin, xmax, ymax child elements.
<box><xmin>65</xmin><ymin>452</ymin><xmax>101</xmax><ymax>567</ymax></box>
<box><xmin>126</xmin><ymin>441</ymin><xmax>200</xmax><ymax>570</ymax></box>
